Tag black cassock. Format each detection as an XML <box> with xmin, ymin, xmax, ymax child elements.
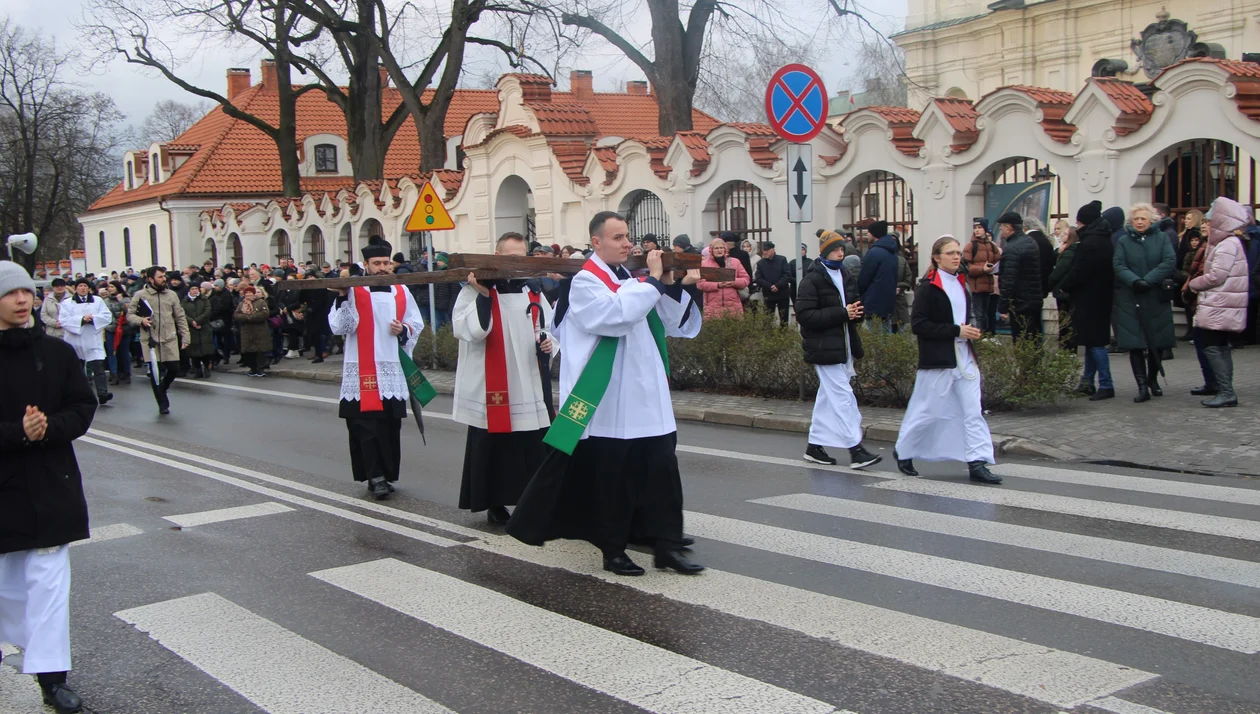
<box><xmin>506</xmin><ymin>433</ymin><xmax>686</xmax><ymax>556</ymax></box>
<box><xmin>342</xmin><ymin>398</ymin><xmax>405</xmax><ymax>483</ymax></box>
<box><xmin>459</xmin><ymin>426</ymin><xmax>548</xmax><ymax>512</ymax></box>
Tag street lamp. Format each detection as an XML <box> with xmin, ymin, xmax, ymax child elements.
<box><xmin>1033</xmin><ymin>166</ymin><xmax>1056</xmax><ymax>182</ymax></box>
<box><xmin>1209</xmin><ymin>147</ymin><xmax>1239</xmax><ymax>182</ymax></box>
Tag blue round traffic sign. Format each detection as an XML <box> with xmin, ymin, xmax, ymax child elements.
<box><xmin>765</xmin><ymin>64</ymin><xmax>829</xmax><ymax>143</ymax></box>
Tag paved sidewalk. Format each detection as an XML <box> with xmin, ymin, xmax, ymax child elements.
<box><xmin>248</xmin><ymin>345</ymin><xmax>1260</xmax><ymax>475</ymax></box>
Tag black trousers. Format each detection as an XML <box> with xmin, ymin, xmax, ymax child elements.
<box><xmin>81</xmin><ymin>359</ymin><xmax>108</xmax><ymax>399</ymax></box>
<box><xmin>764</xmin><ymin>298</ymin><xmax>791</xmax><ymax>325</ymax></box>
<box><xmin>149</xmin><ymin>360</ymin><xmax>179</xmax><ymax>408</ymax></box>
<box><xmin>974</xmin><ymin>293</ymin><xmax>998</xmax><ymax>334</ymax></box>
<box><xmin>1009</xmin><ymin>308</ymin><xmax>1044</xmax><ymax>343</ymax></box>
<box><xmin>346</xmin><ymin>415</ymin><xmax>403</xmax><ymax>482</ymax></box>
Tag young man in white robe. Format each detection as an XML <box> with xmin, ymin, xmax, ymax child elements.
<box><xmin>894</xmin><ymin>236</ymin><xmax>1000</xmax><ymax>484</ymax></box>
<box><xmin>58</xmin><ymin>279</ymin><xmax>114</xmax><ymax>405</ymax></box>
<box><xmin>508</xmin><ymin>211</ymin><xmax>706</xmax><ymax>576</ymax></box>
<box><xmin>795</xmin><ymin>231</ymin><xmax>882</xmax><ymax>469</ymax></box>
<box><xmin>453</xmin><ymin>232</ymin><xmax>557</xmax><ymax>524</ymax></box>
<box><xmin>328</xmin><ymin>236</ymin><xmax>425</xmax><ymax>500</ymax></box>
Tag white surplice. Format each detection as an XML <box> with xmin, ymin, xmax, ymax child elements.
<box><xmin>0</xmin><ymin>546</ymin><xmax>71</xmax><ymax>674</ymax></box>
<box><xmin>57</xmin><ymin>296</ymin><xmax>112</xmax><ymax>362</ymax></box>
<box><xmin>895</xmin><ymin>271</ymin><xmax>995</xmax><ymax>464</ymax></box>
<box><xmin>808</xmin><ymin>265</ymin><xmax>864</xmax><ymax>450</ymax></box>
<box><xmin>560</xmin><ymin>255</ymin><xmax>701</xmax><ymax>440</ymax></box>
<box><xmin>327</xmin><ymin>286</ymin><xmax>424</xmax><ymax>404</ymax></box>
<box><xmin>452</xmin><ymin>283</ymin><xmax>556</xmax><ymax>431</ymax></box>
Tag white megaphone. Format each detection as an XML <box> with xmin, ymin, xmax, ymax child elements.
<box><xmin>6</xmin><ymin>233</ymin><xmax>37</xmax><ymax>255</ymax></box>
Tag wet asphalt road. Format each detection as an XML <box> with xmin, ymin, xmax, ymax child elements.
<box><xmin>2</xmin><ymin>370</ymin><xmax>1259</xmax><ymax>714</ymax></box>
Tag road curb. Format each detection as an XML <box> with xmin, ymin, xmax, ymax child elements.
<box><xmin>263</xmin><ymin>366</ymin><xmax>1073</xmax><ymax>461</ymax></box>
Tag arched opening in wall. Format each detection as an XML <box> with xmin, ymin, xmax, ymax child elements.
<box><xmin>619</xmin><ymin>189</ymin><xmax>670</xmax><ymax>243</ymax></box>
<box><xmin>270</xmin><ymin>229</ymin><xmax>291</xmax><ymax>262</ymax></box>
<box><xmin>339</xmin><ymin>224</ymin><xmax>353</xmax><ymax>264</ymax></box>
<box><xmin>1144</xmin><ymin>139</ymin><xmax>1257</xmax><ymax>217</ymax></box>
<box><xmin>228</xmin><ymin>233</ymin><xmax>243</xmax><ymax>268</ymax></box>
<box><xmin>974</xmin><ymin>157</ymin><xmax>1069</xmax><ymax>243</ymax></box>
<box><xmin>703</xmin><ymin>180</ymin><xmax>770</xmax><ymax>248</ymax></box>
<box><xmin>304</xmin><ymin>226</ymin><xmax>325</xmax><ymax>267</ymax></box>
<box><xmin>359</xmin><ymin>218</ymin><xmax>384</xmax><ymax>244</ymax></box>
<box><xmin>202</xmin><ymin>238</ymin><xmax>218</xmax><ymax>267</ymax></box>
<box><xmin>946</xmin><ymin>87</ymin><xmax>968</xmax><ymax>99</ymax></box>
<box><xmin>837</xmin><ymin>170</ymin><xmax>918</xmax><ymax>273</ymax></box>
<box><xmin>494</xmin><ymin>175</ymin><xmax>536</xmax><ymax>242</ymax></box>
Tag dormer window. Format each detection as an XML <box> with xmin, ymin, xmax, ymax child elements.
<box><xmin>126</xmin><ymin>161</ymin><xmax>134</xmax><ymax>189</ymax></box>
<box><xmin>152</xmin><ymin>154</ymin><xmax>161</xmax><ymax>182</ymax></box>
<box><xmin>315</xmin><ymin>144</ymin><xmax>337</xmax><ymax>173</ymax></box>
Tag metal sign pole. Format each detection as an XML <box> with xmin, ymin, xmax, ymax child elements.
<box><xmin>426</xmin><ymin>234</ymin><xmax>437</xmax><ymax>363</ymax></box>
<box><xmin>795</xmin><ymin>220</ymin><xmax>805</xmax><ymax>400</ymax></box>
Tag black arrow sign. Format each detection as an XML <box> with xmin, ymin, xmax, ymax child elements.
<box><xmin>792</xmin><ymin>157</ymin><xmax>808</xmax><ymax>209</ymax></box>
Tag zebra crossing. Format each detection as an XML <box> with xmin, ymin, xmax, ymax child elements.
<box><xmin>31</xmin><ymin>429</ymin><xmax>1260</xmax><ymax>713</ymax></box>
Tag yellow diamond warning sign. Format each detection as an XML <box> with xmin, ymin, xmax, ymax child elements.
<box><xmin>405</xmin><ymin>181</ymin><xmax>455</xmax><ymax>232</ymax></box>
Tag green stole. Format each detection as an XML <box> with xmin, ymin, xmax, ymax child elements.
<box><xmin>543</xmin><ymin>261</ymin><xmax>668</xmax><ymax>455</ymax></box>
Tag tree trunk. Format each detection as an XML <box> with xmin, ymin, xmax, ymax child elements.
<box><xmin>342</xmin><ymin>0</ymin><xmax>387</xmax><ymax>181</ymax></box>
<box><xmin>653</xmin><ymin>65</ymin><xmax>696</xmax><ymax>135</ymax></box>
<box><xmin>417</xmin><ymin>109</ymin><xmax>448</xmax><ymax>173</ymax></box>
<box><xmin>273</xmin><ymin>7</ymin><xmax>303</xmax><ymax>198</ymax></box>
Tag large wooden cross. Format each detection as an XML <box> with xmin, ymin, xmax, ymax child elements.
<box><xmin>272</xmin><ymin>252</ymin><xmax>735</xmax><ymax>290</ymax></box>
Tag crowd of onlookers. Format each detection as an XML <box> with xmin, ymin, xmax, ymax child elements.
<box><xmin>30</xmin><ymin>195</ymin><xmax>1259</xmax><ymax>409</ymax></box>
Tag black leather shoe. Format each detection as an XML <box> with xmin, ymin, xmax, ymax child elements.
<box><xmin>1088</xmin><ymin>388</ymin><xmax>1115</xmax><ymax>401</ymax></box>
<box><xmin>894</xmin><ymin>449</ymin><xmax>918</xmax><ymax>476</ymax></box>
<box><xmin>1148</xmin><ymin>380</ymin><xmax>1163</xmax><ymax>397</ymax></box>
<box><xmin>487</xmin><ymin>506</ymin><xmax>511</xmax><ymax>524</ymax></box>
<box><xmin>158</xmin><ymin>407</ymin><xmax>170</xmax><ymax>415</ymax></box>
<box><xmin>849</xmin><ymin>445</ymin><xmax>882</xmax><ymax>470</ymax></box>
<box><xmin>603</xmin><ymin>553</ymin><xmax>645</xmax><ymax>576</ymax></box>
<box><xmin>1191</xmin><ymin>384</ymin><xmax>1220</xmax><ymax>396</ymax></box>
<box><xmin>368</xmin><ymin>477</ymin><xmax>390</xmax><ymax>500</ymax></box>
<box><xmin>803</xmin><ymin>444</ymin><xmax>837</xmax><ymax>465</ymax></box>
<box><xmin>968</xmin><ymin>461</ymin><xmax>1002</xmax><ymax>484</ymax></box>
<box><xmin>41</xmin><ymin>683</ymin><xmax>83</xmax><ymax>713</ymax></box>
<box><xmin>654</xmin><ymin>550</ymin><xmax>705</xmax><ymax>574</ymax></box>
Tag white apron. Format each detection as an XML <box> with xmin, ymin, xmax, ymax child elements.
<box><xmin>808</xmin><ymin>266</ymin><xmax>864</xmax><ymax>450</ymax></box>
<box><xmin>0</xmin><ymin>547</ymin><xmax>71</xmax><ymax>674</ymax></box>
<box><xmin>895</xmin><ymin>273</ymin><xmax>994</xmax><ymax>464</ymax></box>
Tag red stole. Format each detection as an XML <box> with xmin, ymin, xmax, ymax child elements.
<box><xmin>353</xmin><ymin>286</ymin><xmax>407</xmax><ymax>412</ymax></box>
<box><xmin>484</xmin><ymin>288</ymin><xmax>542</xmax><ymax>433</ymax></box>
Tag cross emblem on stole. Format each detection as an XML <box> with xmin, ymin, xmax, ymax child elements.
<box><xmin>361</xmin><ymin>375</ymin><xmax>378</xmax><ymax>391</ymax></box>
<box><xmin>490</xmin><ymin>392</ymin><xmax>505</xmax><ymax>405</ymax></box>
<box><xmin>566</xmin><ymin>400</ymin><xmax>590</xmax><ymax>423</ymax></box>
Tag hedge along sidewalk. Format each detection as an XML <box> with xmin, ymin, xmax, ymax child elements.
<box><xmin>258</xmin><ymin>354</ymin><xmax>1075</xmax><ymax>461</ymax></box>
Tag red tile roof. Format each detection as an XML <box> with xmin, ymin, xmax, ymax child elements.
<box><xmin>1155</xmin><ymin>58</ymin><xmax>1260</xmax><ymax>123</ymax></box>
<box><xmin>88</xmin><ymin>85</ymin><xmax>501</xmax><ymax>213</ymax></box>
<box><xmin>642</xmin><ymin>138</ymin><xmax>673</xmax><ymax>178</ymax></box>
<box><xmin>861</xmin><ymin>106</ymin><xmax>924</xmax><ymax>157</ymax></box>
<box><xmin>987</xmin><ymin>85</ymin><xmax>1078</xmax><ymax>143</ymax></box>
<box><xmin>676</xmin><ymin>132</ymin><xmax>711</xmax><ymax>176</ymax></box>
<box><xmin>930</xmin><ymin>97</ymin><xmax>980</xmax><ymax>152</ymax></box>
<box><xmin>528</xmin><ymin>103</ymin><xmax>600</xmax><ymax>136</ymax></box>
<box><xmin>1089</xmin><ymin>78</ymin><xmax>1153</xmax><ymax>136</ymax></box>
<box><xmin>591</xmin><ymin>146</ymin><xmax>619</xmax><ymax>185</ymax></box>
<box><xmin>548</xmin><ymin>140</ymin><xmax>592</xmax><ymax>185</ymax></box>
<box><xmin>727</xmin><ymin>122</ymin><xmax>778</xmax><ymax>137</ymax></box>
<box><xmin>425</xmin><ymin>170</ymin><xmax>465</xmax><ymax>199</ymax></box>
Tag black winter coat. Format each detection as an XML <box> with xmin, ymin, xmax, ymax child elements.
<box><xmin>209</xmin><ymin>289</ymin><xmax>235</xmax><ymax>328</ymax></box>
<box><xmin>1029</xmin><ymin>230</ymin><xmax>1056</xmax><ymax>298</ymax></box>
<box><xmin>857</xmin><ymin>235</ymin><xmax>900</xmax><ymax>319</ymax></box>
<box><xmin>754</xmin><ymin>254</ymin><xmax>791</xmax><ymax>301</ymax></box>
<box><xmin>997</xmin><ymin>232</ymin><xmax>1044</xmax><ymax>315</ymax></box>
<box><xmin>0</xmin><ymin>327</ymin><xmax>96</xmax><ymax>553</ymax></box>
<box><xmin>1056</xmin><ymin>218</ymin><xmax>1114</xmax><ymax>347</ymax></box>
<box><xmin>795</xmin><ymin>263</ymin><xmax>864</xmax><ymax>365</ymax></box>
<box><xmin>911</xmin><ymin>269</ymin><xmax>973</xmax><ymax>370</ymax></box>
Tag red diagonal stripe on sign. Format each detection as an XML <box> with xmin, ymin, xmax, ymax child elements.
<box><xmin>774</xmin><ymin>75</ymin><xmax>822</xmax><ymax>128</ymax></box>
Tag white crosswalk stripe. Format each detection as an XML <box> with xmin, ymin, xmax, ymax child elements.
<box><xmin>72</xmin><ymin>523</ymin><xmax>144</xmax><ymax>546</ymax></box>
<box><xmin>163</xmin><ymin>502</ymin><xmax>294</xmax><ymax>528</ymax></box>
<box><xmin>870</xmin><ymin>476</ymin><xmax>1260</xmax><ymax>542</ymax></box>
<box><xmin>991</xmin><ymin>462</ymin><xmax>1260</xmax><ymax>506</ymax></box>
<box><xmin>115</xmin><ymin>593</ymin><xmax>455</xmax><ymax>714</ymax></box>
<box><xmin>311</xmin><ymin>558</ymin><xmax>849</xmax><ymax>714</ymax></box>
<box><xmin>682</xmin><ymin>511</ymin><xmax>1260</xmax><ymax>652</ymax></box>
<box><xmin>752</xmin><ymin>493</ymin><xmax>1260</xmax><ymax>588</ymax></box>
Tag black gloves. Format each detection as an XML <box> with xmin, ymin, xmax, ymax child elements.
<box><xmin>1132</xmin><ymin>279</ymin><xmax>1152</xmax><ymax>293</ymax></box>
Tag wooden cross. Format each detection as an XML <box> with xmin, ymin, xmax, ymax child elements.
<box><xmin>272</xmin><ymin>252</ymin><xmax>735</xmax><ymax>291</ymax></box>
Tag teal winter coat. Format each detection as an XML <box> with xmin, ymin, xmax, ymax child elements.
<box><xmin>1112</xmin><ymin>225</ymin><xmax>1177</xmax><ymax>350</ymax></box>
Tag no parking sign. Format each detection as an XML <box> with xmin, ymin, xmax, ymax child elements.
<box><xmin>765</xmin><ymin>64</ymin><xmax>829</xmax><ymax>143</ymax></box>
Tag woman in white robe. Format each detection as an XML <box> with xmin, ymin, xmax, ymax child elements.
<box><xmin>894</xmin><ymin>236</ymin><xmax>1001</xmax><ymax>484</ymax></box>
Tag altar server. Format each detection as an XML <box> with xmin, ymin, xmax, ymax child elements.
<box><xmin>508</xmin><ymin>211</ymin><xmax>705</xmax><ymax>576</ymax></box>
<box><xmin>328</xmin><ymin>236</ymin><xmax>425</xmax><ymax>500</ymax></box>
<box><xmin>0</xmin><ymin>261</ymin><xmax>97</xmax><ymax>714</ymax></box>
<box><xmin>796</xmin><ymin>230</ymin><xmax>882</xmax><ymax>469</ymax></box>
<box><xmin>453</xmin><ymin>232</ymin><xmax>557</xmax><ymax>524</ymax></box>
<box><xmin>894</xmin><ymin>235</ymin><xmax>1001</xmax><ymax>484</ymax></box>
<box><xmin>58</xmin><ymin>279</ymin><xmax>114</xmax><ymax>405</ymax></box>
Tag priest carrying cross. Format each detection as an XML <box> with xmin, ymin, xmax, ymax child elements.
<box><xmin>507</xmin><ymin>211</ymin><xmax>706</xmax><ymax>576</ymax></box>
<box><xmin>328</xmin><ymin>236</ymin><xmax>425</xmax><ymax>500</ymax></box>
<box><xmin>453</xmin><ymin>231</ymin><xmax>558</xmax><ymax>525</ymax></box>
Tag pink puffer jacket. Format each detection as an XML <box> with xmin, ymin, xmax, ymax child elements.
<box><xmin>697</xmin><ymin>254</ymin><xmax>750</xmax><ymax>318</ymax></box>
<box><xmin>1189</xmin><ymin>197</ymin><xmax>1251</xmax><ymax>333</ymax></box>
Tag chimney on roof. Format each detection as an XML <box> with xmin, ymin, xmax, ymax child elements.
<box><xmin>227</xmin><ymin>68</ymin><xmax>251</xmax><ymax>99</ymax></box>
<box><xmin>261</xmin><ymin>59</ymin><xmax>277</xmax><ymax>90</ymax></box>
<box><xmin>379</xmin><ymin>65</ymin><xmax>389</xmax><ymax>88</ymax></box>
<box><xmin>571</xmin><ymin>70</ymin><xmax>594</xmax><ymax>101</ymax></box>
<box><xmin>626</xmin><ymin>80</ymin><xmax>648</xmax><ymax>96</ymax></box>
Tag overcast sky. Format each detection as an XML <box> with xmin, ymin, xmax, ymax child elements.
<box><xmin>2</xmin><ymin>0</ymin><xmax>906</xmax><ymax>130</ymax></box>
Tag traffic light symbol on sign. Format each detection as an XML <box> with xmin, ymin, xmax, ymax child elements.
<box><xmin>405</xmin><ymin>182</ymin><xmax>456</xmax><ymax>232</ymax></box>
